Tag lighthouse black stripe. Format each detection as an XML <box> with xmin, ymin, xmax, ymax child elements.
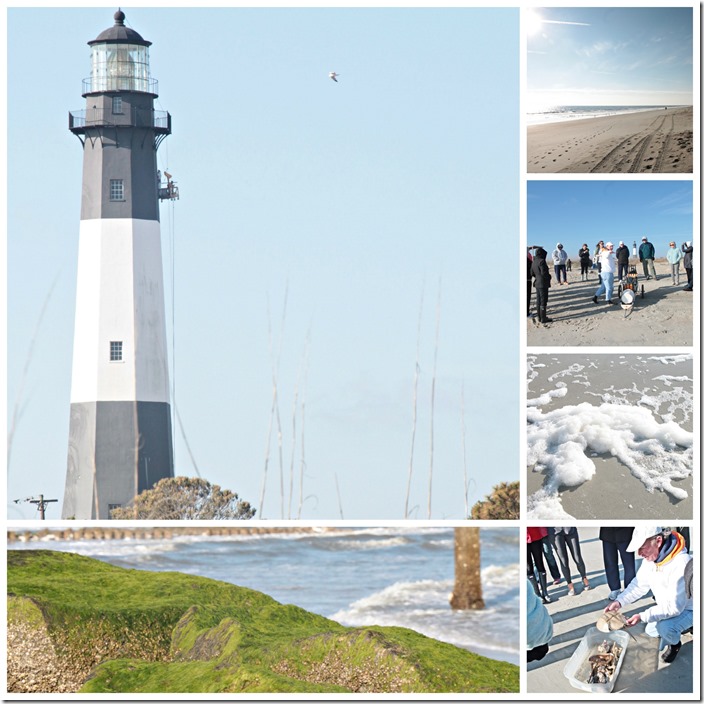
<box><xmin>64</xmin><ymin>401</ymin><xmax>174</xmax><ymax>519</ymax></box>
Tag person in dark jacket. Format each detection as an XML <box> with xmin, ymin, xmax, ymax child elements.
<box><xmin>530</xmin><ymin>247</ymin><xmax>552</xmax><ymax>324</ymax></box>
<box><xmin>527</xmin><ymin>248</ymin><xmax>534</xmax><ymax>317</ymax></box>
<box><xmin>682</xmin><ymin>241</ymin><xmax>693</xmax><ymax>291</ymax></box>
<box><xmin>638</xmin><ymin>237</ymin><xmax>657</xmax><ymax>280</ymax></box>
<box><xmin>615</xmin><ymin>241</ymin><xmax>630</xmax><ymax>282</ymax></box>
<box><xmin>599</xmin><ymin>527</ymin><xmax>636</xmax><ymax>601</ymax></box>
<box><xmin>578</xmin><ymin>244</ymin><xmax>591</xmax><ymax>281</ymax></box>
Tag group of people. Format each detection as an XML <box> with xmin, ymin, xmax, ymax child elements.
<box><xmin>527</xmin><ymin>526</ymin><xmax>693</xmax><ymax>669</ymax></box>
<box><xmin>528</xmin><ymin>237</ymin><xmax>694</xmax><ymax>322</ymax></box>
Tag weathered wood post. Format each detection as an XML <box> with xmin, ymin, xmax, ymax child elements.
<box><xmin>450</xmin><ymin>526</ymin><xmax>485</xmax><ymax>610</ymax></box>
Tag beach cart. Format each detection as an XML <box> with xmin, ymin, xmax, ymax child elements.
<box><xmin>617</xmin><ymin>266</ymin><xmax>644</xmax><ymax>317</ymax></box>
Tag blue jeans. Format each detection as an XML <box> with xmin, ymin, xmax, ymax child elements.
<box><xmin>595</xmin><ymin>271</ymin><xmax>614</xmax><ymax>301</ymax></box>
<box><xmin>555</xmin><ymin>264</ymin><xmax>567</xmax><ymax>283</ymax></box>
<box><xmin>645</xmin><ymin>610</ymin><xmax>693</xmax><ymax>649</ymax></box>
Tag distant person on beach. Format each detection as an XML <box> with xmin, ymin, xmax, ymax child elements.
<box><xmin>530</xmin><ymin>247</ymin><xmax>552</xmax><ymax>325</ymax></box>
<box><xmin>526</xmin><ymin>578</ymin><xmax>553</xmax><ymax>662</ymax></box>
<box><xmin>592</xmin><ymin>242</ymin><xmax>616</xmax><ymax>305</ymax></box>
<box><xmin>616</xmin><ymin>241</ymin><xmax>630</xmax><ymax>283</ymax></box>
<box><xmin>667</xmin><ymin>241</ymin><xmax>683</xmax><ymax>286</ymax></box>
<box><xmin>579</xmin><ymin>244</ymin><xmax>591</xmax><ymax>281</ymax></box>
<box><xmin>552</xmin><ymin>243</ymin><xmax>569</xmax><ymax>285</ymax></box>
<box><xmin>527</xmin><ymin>527</ymin><xmax>552</xmax><ymax>604</ymax></box>
<box><xmin>639</xmin><ymin>237</ymin><xmax>657</xmax><ymax>280</ymax></box>
<box><xmin>599</xmin><ymin>527</ymin><xmax>636</xmax><ymax>601</ymax></box>
<box><xmin>603</xmin><ymin>525</ymin><xmax>692</xmax><ymax>664</ymax></box>
<box><xmin>682</xmin><ymin>242</ymin><xmax>693</xmax><ymax>291</ymax></box>
<box><xmin>552</xmin><ymin>527</ymin><xmax>591</xmax><ymax>596</ymax></box>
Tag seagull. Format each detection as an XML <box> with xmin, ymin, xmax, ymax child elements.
<box><xmin>329</xmin><ymin>71</ymin><xmax>339</xmax><ymax>82</ymax></box>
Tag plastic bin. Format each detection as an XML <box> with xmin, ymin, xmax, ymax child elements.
<box><xmin>563</xmin><ymin>627</ymin><xmax>630</xmax><ymax>693</ymax></box>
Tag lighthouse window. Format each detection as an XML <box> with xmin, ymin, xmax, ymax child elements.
<box><xmin>112</xmin><ymin>96</ymin><xmax>123</xmax><ymax>114</ymax></box>
<box><xmin>110</xmin><ymin>341</ymin><xmax>123</xmax><ymax>362</ymax></box>
<box><xmin>109</xmin><ymin>179</ymin><xmax>124</xmax><ymax>201</ymax></box>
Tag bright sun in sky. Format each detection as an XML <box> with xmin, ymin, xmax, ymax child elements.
<box><xmin>524</xmin><ymin>9</ymin><xmax>543</xmax><ymax>36</ymax></box>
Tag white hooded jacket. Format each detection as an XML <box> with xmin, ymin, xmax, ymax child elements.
<box><xmin>617</xmin><ymin>550</ymin><xmax>692</xmax><ymax>623</ymax></box>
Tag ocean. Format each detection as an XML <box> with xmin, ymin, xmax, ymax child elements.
<box><xmin>9</xmin><ymin>526</ymin><xmax>520</xmax><ymax>665</ymax></box>
<box><xmin>526</xmin><ymin>105</ymin><xmax>677</xmax><ymax>126</ymax></box>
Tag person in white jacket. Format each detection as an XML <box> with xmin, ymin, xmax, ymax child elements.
<box><xmin>603</xmin><ymin>525</ymin><xmax>693</xmax><ymax>664</ymax></box>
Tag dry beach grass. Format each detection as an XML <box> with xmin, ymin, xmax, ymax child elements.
<box><xmin>527</xmin><ymin>107</ymin><xmax>693</xmax><ymax>174</ymax></box>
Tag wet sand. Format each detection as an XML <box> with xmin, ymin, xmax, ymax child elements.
<box><xmin>526</xmin><ymin>354</ymin><xmax>693</xmax><ymax>521</ymax></box>
<box><xmin>527</xmin><ymin>260</ymin><xmax>693</xmax><ymax>347</ymax></box>
<box><xmin>527</xmin><ymin>107</ymin><xmax>693</xmax><ymax>173</ymax></box>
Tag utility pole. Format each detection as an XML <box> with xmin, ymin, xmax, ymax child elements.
<box><xmin>14</xmin><ymin>495</ymin><xmax>58</xmax><ymax>520</ymax></box>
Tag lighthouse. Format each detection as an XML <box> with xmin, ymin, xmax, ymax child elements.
<box><xmin>63</xmin><ymin>10</ymin><xmax>175</xmax><ymax>519</ymax></box>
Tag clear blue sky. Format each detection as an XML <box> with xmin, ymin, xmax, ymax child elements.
<box><xmin>526</xmin><ymin>6</ymin><xmax>694</xmax><ymax>111</ymax></box>
<box><xmin>6</xmin><ymin>7</ymin><xmax>519</xmax><ymax>520</ymax></box>
<box><xmin>527</xmin><ymin>180</ymin><xmax>693</xmax><ymax>262</ymax></box>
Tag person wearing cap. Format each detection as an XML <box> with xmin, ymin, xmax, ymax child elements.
<box><xmin>615</xmin><ymin>241</ymin><xmax>630</xmax><ymax>283</ymax></box>
<box><xmin>666</xmin><ymin>241</ymin><xmax>683</xmax><ymax>286</ymax></box>
<box><xmin>638</xmin><ymin>237</ymin><xmax>657</xmax><ymax>280</ymax></box>
<box><xmin>603</xmin><ymin>525</ymin><xmax>692</xmax><ymax>664</ymax></box>
<box><xmin>681</xmin><ymin>241</ymin><xmax>693</xmax><ymax>291</ymax></box>
<box><xmin>592</xmin><ymin>241</ymin><xmax>616</xmax><ymax>305</ymax></box>
<box><xmin>551</xmin><ymin>243</ymin><xmax>569</xmax><ymax>285</ymax></box>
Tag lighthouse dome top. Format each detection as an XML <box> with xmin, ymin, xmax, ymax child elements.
<box><xmin>89</xmin><ymin>9</ymin><xmax>151</xmax><ymax>47</ymax></box>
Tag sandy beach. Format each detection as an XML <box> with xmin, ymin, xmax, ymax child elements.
<box><xmin>527</xmin><ymin>260</ymin><xmax>693</xmax><ymax>347</ymax></box>
<box><xmin>526</xmin><ymin>354</ymin><xmax>693</xmax><ymax>521</ymax></box>
<box><xmin>527</xmin><ymin>527</ymin><xmax>694</xmax><ymax>694</ymax></box>
<box><xmin>527</xmin><ymin>107</ymin><xmax>693</xmax><ymax>173</ymax></box>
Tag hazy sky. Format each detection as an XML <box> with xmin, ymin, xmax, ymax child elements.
<box><xmin>6</xmin><ymin>7</ymin><xmax>519</xmax><ymax>520</ymax></box>
<box><xmin>527</xmin><ymin>180</ymin><xmax>693</xmax><ymax>262</ymax></box>
<box><xmin>526</xmin><ymin>6</ymin><xmax>694</xmax><ymax>111</ymax></box>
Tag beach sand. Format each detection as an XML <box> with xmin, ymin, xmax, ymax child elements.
<box><xmin>527</xmin><ymin>528</ymin><xmax>694</xmax><ymax>694</ymax></box>
<box><xmin>527</xmin><ymin>260</ymin><xmax>693</xmax><ymax>347</ymax></box>
<box><xmin>527</xmin><ymin>107</ymin><xmax>693</xmax><ymax>174</ymax></box>
<box><xmin>526</xmin><ymin>354</ymin><xmax>693</xmax><ymax>521</ymax></box>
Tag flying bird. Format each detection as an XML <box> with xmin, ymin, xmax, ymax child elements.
<box><xmin>329</xmin><ymin>71</ymin><xmax>339</xmax><ymax>82</ymax></box>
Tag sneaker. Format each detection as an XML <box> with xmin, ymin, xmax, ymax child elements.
<box><xmin>582</xmin><ymin>578</ymin><xmax>591</xmax><ymax>591</ymax></box>
<box><xmin>608</xmin><ymin>589</ymin><xmax>622</xmax><ymax>601</ymax></box>
<box><xmin>592</xmin><ymin>295</ymin><xmax>598</xmax><ymax>304</ymax></box>
<box><xmin>661</xmin><ymin>642</ymin><xmax>682</xmax><ymax>663</ymax></box>
<box><xmin>567</xmin><ymin>585</ymin><xmax>575</xmax><ymax>596</ymax></box>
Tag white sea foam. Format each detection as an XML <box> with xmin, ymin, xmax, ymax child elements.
<box><xmin>527</xmin><ymin>383</ymin><xmax>568</xmax><ymax>408</ymax></box>
<box><xmin>527</xmin><ymin>402</ymin><xmax>693</xmax><ymax>500</ymax></box>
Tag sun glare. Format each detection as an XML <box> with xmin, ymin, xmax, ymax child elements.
<box><xmin>524</xmin><ymin>9</ymin><xmax>543</xmax><ymax>36</ymax></box>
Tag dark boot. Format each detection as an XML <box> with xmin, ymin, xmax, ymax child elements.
<box><xmin>661</xmin><ymin>641</ymin><xmax>682</xmax><ymax>663</ymax></box>
<box><xmin>528</xmin><ymin>574</ymin><xmax>540</xmax><ymax>597</ymax></box>
<box><xmin>538</xmin><ymin>572</ymin><xmax>551</xmax><ymax>603</ymax></box>
<box><xmin>540</xmin><ymin>307</ymin><xmax>553</xmax><ymax>323</ymax></box>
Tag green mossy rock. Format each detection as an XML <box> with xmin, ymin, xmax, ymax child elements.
<box><xmin>7</xmin><ymin>550</ymin><xmax>518</xmax><ymax>694</ymax></box>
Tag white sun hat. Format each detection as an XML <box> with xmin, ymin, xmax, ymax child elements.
<box><xmin>626</xmin><ymin>525</ymin><xmax>662</xmax><ymax>552</ymax></box>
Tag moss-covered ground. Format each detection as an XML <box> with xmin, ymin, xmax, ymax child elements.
<box><xmin>7</xmin><ymin>549</ymin><xmax>518</xmax><ymax>694</ymax></box>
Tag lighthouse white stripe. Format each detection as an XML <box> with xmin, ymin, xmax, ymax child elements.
<box><xmin>69</xmin><ymin>218</ymin><xmax>170</xmax><ymax>404</ymax></box>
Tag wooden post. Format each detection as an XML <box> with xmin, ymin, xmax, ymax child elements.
<box><xmin>450</xmin><ymin>526</ymin><xmax>485</xmax><ymax>610</ymax></box>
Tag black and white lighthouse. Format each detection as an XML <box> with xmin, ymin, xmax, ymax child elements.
<box><xmin>63</xmin><ymin>10</ymin><xmax>175</xmax><ymax>519</ymax></box>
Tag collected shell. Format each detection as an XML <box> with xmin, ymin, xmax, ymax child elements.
<box><xmin>596</xmin><ymin>611</ymin><xmax>627</xmax><ymax>633</ymax></box>
<box><xmin>587</xmin><ymin>640</ymin><xmax>623</xmax><ymax>684</ymax></box>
